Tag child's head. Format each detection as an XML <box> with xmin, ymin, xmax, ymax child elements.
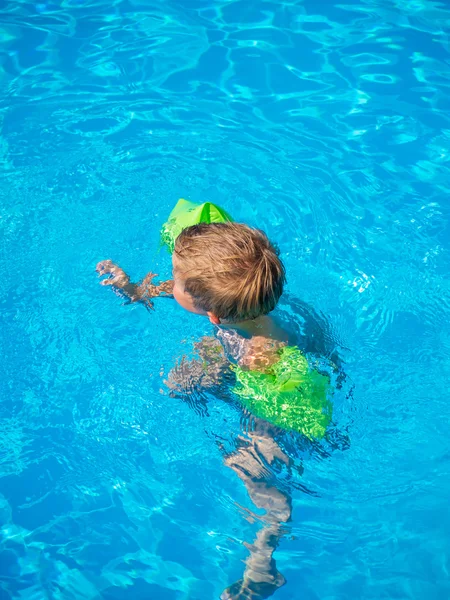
<box><xmin>172</xmin><ymin>222</ymin><xmax>285</xmax><ymax>324</ymax></box>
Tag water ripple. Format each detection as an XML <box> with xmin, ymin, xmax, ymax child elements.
<box><xmin>1</xmin><ymin>0</ymin><xmax>450</xmax><ymax>598</ymax></box>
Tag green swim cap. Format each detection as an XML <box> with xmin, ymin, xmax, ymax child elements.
<box><xmin>161</xmin><ymin>198</ymin><xmax>233</xmax><ymax>252</ymax></box>
<box><xmin>233</xmin><ymin>346</ymin><xmax>332</xmax><ymax>440</ymax></box>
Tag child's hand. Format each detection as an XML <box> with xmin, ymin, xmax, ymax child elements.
<box><xmin>137</xmin><ymin>272</ymin><xmax>174</xmax><ymax>299</ymax></box>
<box><xmin>96</xmin><ymin>259</ymin><xmax>147</xmax><ymax>306</ymax></box>
<box><xmin>96</xmin><ymin>260</ymin><xmax>173</xmax><ymax>310</ymax></box>
<box><xmin>96</xmin><ymin>260</ymin><xmax>130</xmax><ymax>288</ymax></box>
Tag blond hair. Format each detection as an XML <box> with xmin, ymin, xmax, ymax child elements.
<box><xmin>173</xmin><ymin>222</ymin><xmax>285</xmax><ymax>321</ymax></box>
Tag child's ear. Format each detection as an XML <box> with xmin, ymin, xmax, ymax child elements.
<box><xmin>207</xmin><ymin>312</ymin><xmax>221</xmax><ymax>325</ymax></box>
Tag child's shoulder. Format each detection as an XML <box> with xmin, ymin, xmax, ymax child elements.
<box><xmin>239</xmin><ymin>335</ymin><xmax>287</xmax><ymax>371</ymax></box>
<box><xmin>216</xmin><ymin>324</ymin><xmax>288</xmax><ymax>372</ymax></box>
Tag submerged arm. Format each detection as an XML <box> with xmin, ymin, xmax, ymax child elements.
<box><xmin>96</xmin><ymin>259</ymin><xmax>173</xmax><ymax>309</ymax></box>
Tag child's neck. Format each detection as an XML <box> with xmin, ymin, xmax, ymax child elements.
<box><xmin>218</xmin><ymin>315</ymin><xmax>287</xmax><ymax>342</ymax></box>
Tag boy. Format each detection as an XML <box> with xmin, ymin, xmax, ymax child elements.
<box><xmin>97</xmin><ymin>222</ymin><xmax>292</xmax><ymax>600</ymax></box>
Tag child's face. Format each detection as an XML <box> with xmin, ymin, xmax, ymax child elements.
<box><xmin>172</xmin><ymin>275</ymin><xmax>203</xmax><ymax>315</ymax></box>
<box><xmin>172</xmin><ymin>255</ymin><xmax>220</xmax><ymax>324</ymax></box>
<box><xmin>172</xmin><ymin>255</ymin><xmax>204</xmax><ymax>315</ymax></box>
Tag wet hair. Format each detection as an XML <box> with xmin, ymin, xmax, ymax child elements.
<box><xmin>173</xmin><ymin>222</ymin><xmax>285</xmax><ymax>321</ymax></box>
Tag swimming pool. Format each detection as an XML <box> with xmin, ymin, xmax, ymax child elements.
<box><xmin>1</xmin><ymin>0</ymin><xmax>450</xmax><ymax>598</ymax></box>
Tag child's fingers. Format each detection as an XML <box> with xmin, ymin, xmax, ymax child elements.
<box><xmin>98</xmin><ymin>269</ymin><xmax>118</xmax><ymax>280</ymax></box>
<box><xmin>96</xmin><ymin>259</ymin><xmax>114</xmax><ymax>273</ymax></box>
<box><xmin>141</xmin><ymin>272</ymin><xmax>157</xmax><ymax>286</ymax></box>
<box><xmin>143</xmin><ymin>297</ymin><xmax>155</xmax><ymax>310</ymax></box>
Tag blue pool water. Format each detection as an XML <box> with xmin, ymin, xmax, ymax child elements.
<box><xmin>1</xmin><ymin>0</ymin><xmax>450</xmax><ymax>598</ymax></box>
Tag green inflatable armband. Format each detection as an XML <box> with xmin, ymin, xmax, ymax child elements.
<box><xmin>232</xmin><ymin>346</ymin><xmax>333</xmax><ymax>440</ymax></box>
<box><xmin>161</xmin><ymin>198</ymin><xmax>233</xmax><ymax>252</ymax></box>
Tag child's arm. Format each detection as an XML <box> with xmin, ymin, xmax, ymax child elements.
<box><xmin>165</xmin><ymin>337</ymin><xmax>230</xmax><ymax>393</ymax></box>
<box><xmin>96</xmin><ymin>259</ymin><xmax>173</xmax><ymax>309</ymax></box>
